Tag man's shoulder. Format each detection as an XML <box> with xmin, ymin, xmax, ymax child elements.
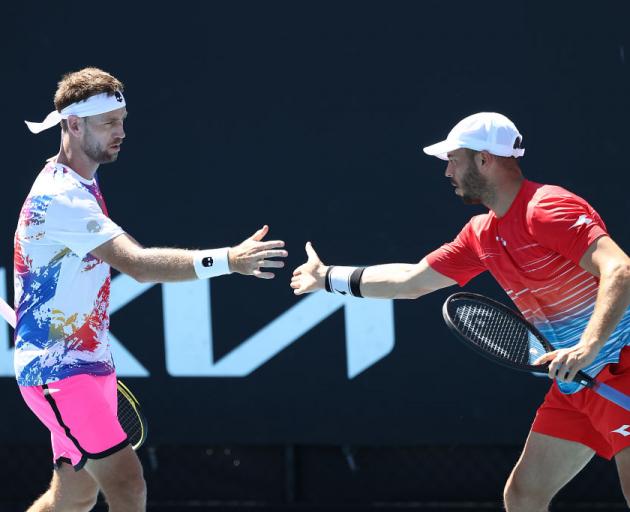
<box><xmin>525</xmin><ymin>181</ymin><xmax>597</xmax><ymax>229</ymax></box>
<box><xmin>461</xmin><ymin>212</ymin><xmax>494</xmax><ymax>241</ymax></box>
<box><xmin>30</xmin><ymin>163</ymin><xmax>94</xmax><ymax>203</ymax></box>
<box><xmin>527</xmin><ymin>181</ymin><xmax>585</xmax><ymax>207</ymax></box>
<box><xmin>20</xmin><ymin>165</ymin><xmax>99</xmax><ymax>231</ymax></box>
<box><xmin>467</xmin><ymin>212</ymin><xmax>494</xmax><ymax>230</ymax></box>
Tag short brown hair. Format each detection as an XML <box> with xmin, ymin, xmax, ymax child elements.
<box><xmin>54</xmin><ymin>67</ymin><xmax>124</xmax><ymax>112</ymax></box>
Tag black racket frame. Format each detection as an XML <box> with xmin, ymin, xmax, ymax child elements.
<box><xmin>442</xmin><ymin>292</ymin><xmax>593</xmax><ymax>387</ymax></box>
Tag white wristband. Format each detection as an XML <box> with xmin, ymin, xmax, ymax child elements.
<box><xmin>193</xmin><ymin>248</ymin><xmax>231</xmax><ymax>279</ymax></box>
<box><xmin>327</xmin><ymin>266</ymin><xmax>356</xmax><ymax>295</ymax></box>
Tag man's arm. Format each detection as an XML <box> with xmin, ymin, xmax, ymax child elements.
<box><xmin>290</xmin><ymin>242</ymin><xmax>457</xmax><ymax>299</ymax></box>
<box><xmin>579</xmin><ymin>236</ymin><xmax>630</xmax><ymax>347</ymax></box>
<box><xmin>91</xmin><ymin>225</ymin><xmax>287</xmax><ymax>283</ymax></box>
<box><xmin>535</xmin><ymin>235</ymin><xmax>630</xmax><ymax>382</ymax></box>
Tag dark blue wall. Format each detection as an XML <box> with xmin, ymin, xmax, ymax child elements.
<box><xmin>1</xmin><ymin>1</ymin><xmax>629</xmax><ymax>447</ymax></box>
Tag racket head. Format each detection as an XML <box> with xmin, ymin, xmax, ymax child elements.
<box><xmin>442</xmin><ymin>292</ymin><xmax>554</xmax><ymax>373</ymax></box>
<box><xmin>116</xmin><ymin>380</ymin><xmax>148</xmax><ymax>450</ymax></box>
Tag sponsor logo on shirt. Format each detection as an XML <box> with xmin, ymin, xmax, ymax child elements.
<box><xmin>495</xmin><ymin>236</ymin><xmax>507</xmax><ymax>247</ymax></box>
<box><xmin>612</xmin><ymin>425</ymin><xmax>630</xmax><ymax>437</ymax></box>
<box><xmin>570</xmin><ymin>214</ymin><xmax>593</xmax><ymax>229</ymax></box>
<box><xmin>87</xmin><ymin>220</ymin><xmax>102</xmax><ymax>233</ymax></box>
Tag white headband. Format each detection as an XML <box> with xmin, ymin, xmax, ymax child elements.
<box><xmin>25</xmin><ymin>91</ymin><xmax>126</xmax><ymax>134</ymax></box>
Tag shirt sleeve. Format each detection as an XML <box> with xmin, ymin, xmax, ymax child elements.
<box><xmin>45</xmin><ymin>188</ymin><xmax>125</xmax><ymax>258</ymax></box>
<box><xmin>426</xmin><ymin>221</ymin><xmax>487</xmax><ymax>286</ymax></box>
<box><xmin>527</xmin><ymin>193</ymin><xmax>608</xmax><ymax>265</ymax></box>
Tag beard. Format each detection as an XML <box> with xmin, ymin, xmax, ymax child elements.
<box><xmin>458</xmin><ymin>162</ymin><xmax>490</xmax><ymax>205</ymax></box>
<box><xmin>82</xmin><ymin>131</ymin><xmax>120</xmax><ymax>164</ymax></box>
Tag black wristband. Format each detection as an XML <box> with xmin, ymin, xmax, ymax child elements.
<box><xmin>349</xmin><ymin>267</ymin><xmax>366</xmax><ymax>297</ymax></box>
<box><xmin>324</xmin><ymin>266</ymin><xmax>334</xmax><ymax>293</ymax></box>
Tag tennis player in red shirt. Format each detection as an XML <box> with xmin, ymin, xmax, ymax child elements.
<box><xmin>290</xmin><ymin>112</ymin><xmax>630</xmax><ymax>511</ymax></box>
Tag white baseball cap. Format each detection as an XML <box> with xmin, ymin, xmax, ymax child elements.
<box><xmin>423</xmin><ymin>112</ymin><xmax>525</xmax><ymax>161</ymax></box>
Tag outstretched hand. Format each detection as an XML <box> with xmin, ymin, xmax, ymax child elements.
<box><xmin>229</xmin><ymin>225</ymin><xmax>287</xmax><ymax>279</ymax></box>
<box><xmin>290</xmin><ymin>242</ymin><xmax>327</xmax><ymax>295</ymax></box>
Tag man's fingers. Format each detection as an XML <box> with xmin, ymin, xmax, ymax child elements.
<box><xmin>554</xmin><ymin>364</ymin><xmax>565</xmax><ymax>381</ymax></box>
<box><xmin>305</xmin><ymin>241</ymin><xmax>320</xmax><ymax>262</ymax></box>
<box><xmin>252</xmin><ymin>241</ymin><xmax>286</xmax><ymax>251</ymax></box>
<box><xmin>290</xmin><ymin>274</ymin><xmax>311</xmax><ymax>295</ymax></box>
<box><xmin>556</xmin><ymin>364</ymin><xmax>575</xmax><ymax>382</ymax></box>
<box><xmin>566</xmin><ymin>367</ymin><xmax>581</xmax><ymax>383</ymax></box>
<box><xmin>249</xmin><ymin>225</ymin><xmax>269</xmax><ymax>242</ymax></box>
<box><xmin>558</xmin><ymin>354</ymin><xmax>579</xmax><ymax>382</ymax></box>
<box><xmin>253</xmin><ymin>269</ymin><xmax>275</xmax><ymax>279</ymax></box>
<box><xmin>259</xmin><ymin>249</ymin><xmax>288</xmax><ymax>259</ymax></box>
<box><xmin>533</xmin><ymin>352</ymin><xmax>554</xmax><ymax>366</ymax></box>
<box><xmin>260</xmin><ymin>260</ymin><xmax>285</xmax><ymax>269</ymax></box>
<box><xmin>547</xmin><ymin>359</ymin><xmax>561</xmax><ymax>379</ymax></box>
<box><xmin>533</xmin><ymin>352</ymin><xmax>559</xmax><ymax>380</ymax></box>
<box><xmin>547</xmin><ymin>352</ymin><xmax>571</xmax><ymax>381</ymax></box>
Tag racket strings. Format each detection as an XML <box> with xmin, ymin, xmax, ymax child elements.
<box><xmin>454</xmin><ymin>302</ymin><xmax>532</xmax><ymax>365</ymax></box>
<box><xmin>117</xmin><ymin>392</ymin><xmax>144</xmax><ymax>449</ymax></box>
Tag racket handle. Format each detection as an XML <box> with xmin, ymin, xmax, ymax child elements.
<box><xmin>574</xmin><ymin>370</ymin><xmax>595</xmax><ymax>388</ymax></box>
<box><xmin>575</xmin><ymin>370</ymin><xmax>630</xmax><ymax>412</ymax></box>
<box><xmin>590</xmin><ymin>382</ymin><xmax>630</xmax><ymax>412</ymax></box>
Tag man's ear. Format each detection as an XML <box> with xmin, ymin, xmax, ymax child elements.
<box><xmin>66</xmin><ymin>115</ymin><xmax>83</xmax><ymax>136</ymax></box>
<box><xmin>478</xmin><ymin>150</ymin><xmax>492</xmax><ymax>167</ymax></box>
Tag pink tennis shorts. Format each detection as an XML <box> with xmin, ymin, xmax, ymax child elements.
<box><xmin>19</xmin><ymin>373</ymin><xmax>129</xmax><ymax>470</ymax></box>
<box><xmin>532</xmin><ymin>346</ymin><xmax>630</xmax><ymax>460</ymax></box>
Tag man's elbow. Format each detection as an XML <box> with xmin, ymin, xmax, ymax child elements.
<box><xmin>603</xmin><ymin>258</ymin><xmax>630</xmax><ymax>290</ymax></box>
<box><xmin>608</xmin><ymin>259</ymin><xmax>630</xmax><ymax>279</ymax></box>
<box><xmin>615</xmin><ymin>260</ymin><xmax>630</xmax><ymax>286</ymax></box>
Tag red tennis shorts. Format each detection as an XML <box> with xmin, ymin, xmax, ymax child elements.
<box><xmin>532</xmin><ymin>346</ymin><xmax>630</xmax><ymax>459</ymax></box>
<box><xmin>19</xmin><ymin>373</ymin><xmax>129</xmax><ymax>470</ymax></box>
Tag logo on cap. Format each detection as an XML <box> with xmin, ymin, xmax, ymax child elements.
<box><xmin>202</xmin><ymin>256</ymin><xmax>214</xmax><ymax>267</ymax></box>
<box><xmin>114</xmin><ymin>91</ymin><xmax>123</xmax><ymax>103</ymax></box>
<box><xmin>513</xmin><ymin>137</ymin><xmax>523</xmax><ymax>150</ymax></box>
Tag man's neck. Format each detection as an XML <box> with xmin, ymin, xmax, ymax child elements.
<box><xmin>486</xmin><ymin>176</ymin><xmax>525</xmax><ymax>218</ymax></box>
<box><xmin>56</xmin><ymin>140</ymin><xmax>98</xmax><ymax>180</ymax></box>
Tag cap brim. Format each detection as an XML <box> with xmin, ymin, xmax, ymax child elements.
<box><xmin>422</xmin><ymin>140</ymin><xmax>461</xmax><ymax>161</ymax></box>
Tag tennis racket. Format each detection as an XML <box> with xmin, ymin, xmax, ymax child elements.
<box><xmin>442</xmin><ymin>292</ymin><xmax>630</xmax><ymax>412</ymax></box>
<box><xmin>0</xmin><ymin>296</ymin><xmax>148</xmax><ymax>449</ymax></box>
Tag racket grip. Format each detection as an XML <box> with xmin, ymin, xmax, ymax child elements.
<box><xmin>574</xmin><ymin>370</ymin><xmax>595</xmax><ymax>388</ymax></box>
